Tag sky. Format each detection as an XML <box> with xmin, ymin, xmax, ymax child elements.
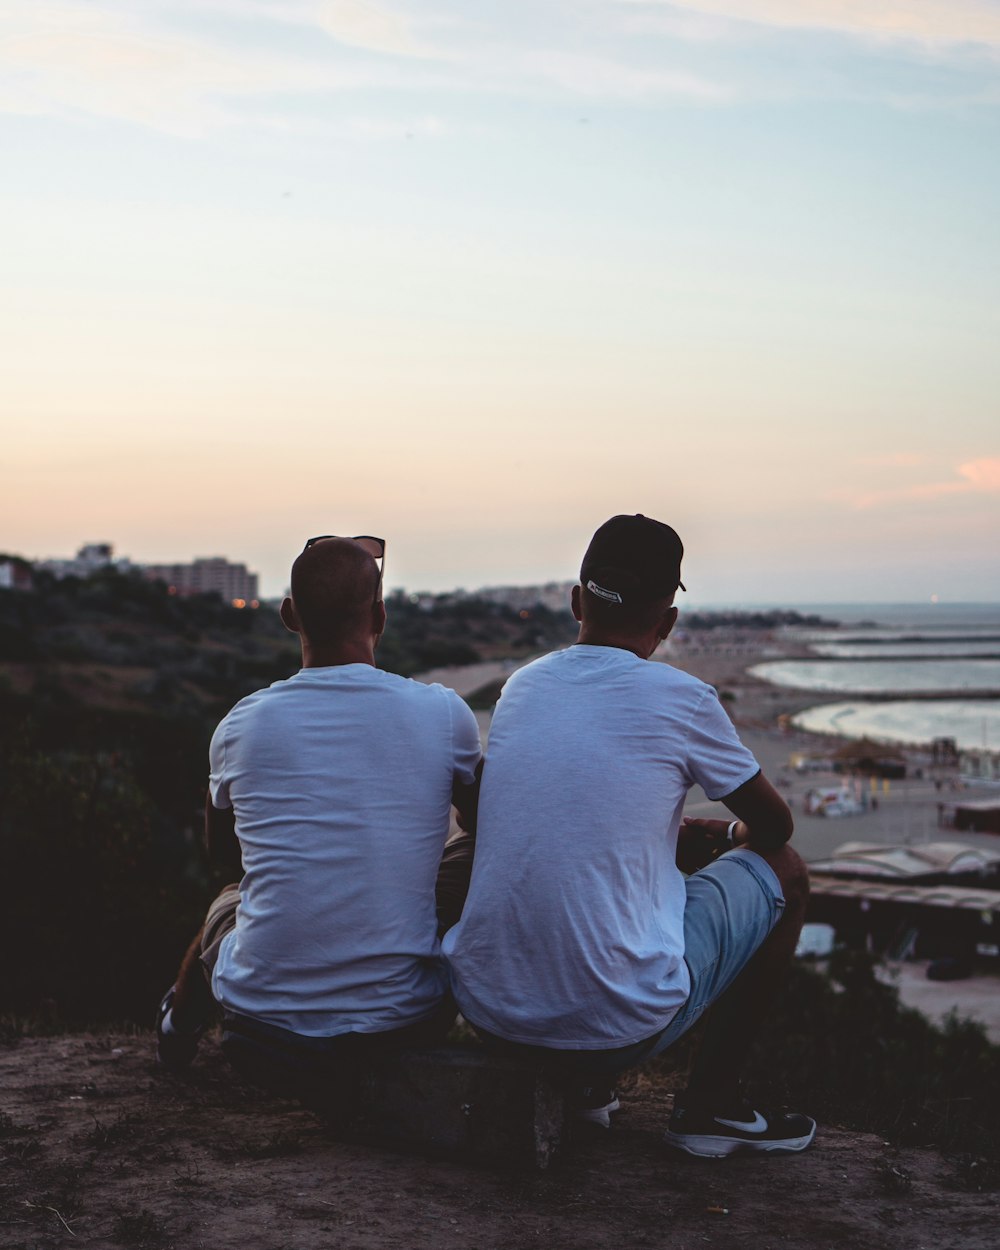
<box><xmin>2</xmin><ymin>1</ymin><xmax>998</xmax><ymax>603</ymax></box>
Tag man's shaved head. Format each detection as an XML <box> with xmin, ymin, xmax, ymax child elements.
<box><xmin>288</xmin><ymin>538</ymin><xmax>380</xmax><ymax>646</ymax></box>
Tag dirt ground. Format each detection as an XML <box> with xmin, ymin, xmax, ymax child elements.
<box><xmin>1</xmin><ymin>1031</ymin><xmax>996</xmax><ymax>1250</ymax></box>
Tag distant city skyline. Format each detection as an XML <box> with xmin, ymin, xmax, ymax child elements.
<box><xmin>2</xmin><ymin>2</ymin><xmax>998</xmax><ymax>603</ymax></box>
<box><xmin>13</xmin><ymin>538</ymin><xmax>1000</xmax><ymax>609</ymax></box>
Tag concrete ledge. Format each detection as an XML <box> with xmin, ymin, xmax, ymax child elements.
<box><xmin>342</xmin><ymin>1045</ymin><xmax>565</xmax><ymax>1169</ymax></box>
<box><xmin>221</xmin><ymin>1035</ymin><xmax>566</xmax><ymax>1169</ymax></box>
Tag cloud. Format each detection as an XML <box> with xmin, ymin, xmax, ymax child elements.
<box><xmin>0</xmin><ymin>1</ymin><xmax>731</xmax><ymax>134</ymax></box>
<box><xmin>8</xmin><ymin>0</ymin><xmax>986</xmax><ymax>138</ymax></box>
<box><xmin>519</xmin><ymin>49</ymin><xmax>730</xmax><ymax>101</ymax></box>
<box><xmin>839</xmin><ymin>456</ymin><xmax>1000</xmax><ymax>509</ymax></box>
<box><xmin>857</xmin><ymin>452</ymin><xmax>929</xmax><ymax>469</ymax></box>
<box><xmin>0</xmin><ymin>2</ymin><xmax>450</xmax><ymax>135</ymax></box>
<box><xmin>314</xmin><ymin>0</ymin><xmax>428</xmax><ymax>58</ymax></box>
<box><xmin>958</xmin><ymin>456</ymin><xmax>1000</xmax><ymax>490</ymax></box>
<box><xmin>620</xmin><ymin>1</ymin><xmax>1000</xmax><ymax>54</ymax></box>
<box><xmin>170</xmin><ymin>0</ymin><xmax>433</xmax><ymax>58</ymax></box>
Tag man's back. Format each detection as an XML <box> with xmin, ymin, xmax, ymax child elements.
<box><xmin>442</xmin><ymin>645</ymin><xmax>758</xmax><ymax>1049</ymax></box>
<box><xmin>211</xmin><ymin>665</ymin><xmax>480</xmax><ymax>1036</ymax></box>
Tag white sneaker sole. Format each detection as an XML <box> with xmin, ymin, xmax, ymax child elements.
<box><xmin>663</xmin><ymin>1122</ymin><xmax>816</xmax><ymax>1158</ymax></box>
<box><xmin>576</xmin><ymin>1097</ymin><xmax>621</xmax><ymax>1129</ymax></box>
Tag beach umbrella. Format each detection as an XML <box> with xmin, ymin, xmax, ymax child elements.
<box><xmin>833</xmin><ymin>737</ymin><xmax>905</xmax><ymax>762</ymax></box>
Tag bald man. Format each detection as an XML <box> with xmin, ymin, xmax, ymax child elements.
<box><xmin>156</xmin><ymin>536</ymin><xmax>482</xmax><ymax>1072</ymax></box>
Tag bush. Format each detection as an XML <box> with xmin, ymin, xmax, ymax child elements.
<box><xmin>0</xmin><ymin>748</ymin><xmax>208</xmax><ymax>1023</ymax></box>
<box><xmin>647</xmin><ymin>950</ymin><xmax>1000</xmax><ymax>1160</ymax></box>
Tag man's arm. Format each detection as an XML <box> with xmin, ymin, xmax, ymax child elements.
<box><xmin>722</xmin><ymin>771</ymin><xmax>793</xmax><ymax>851</ymax></box>
<box><xmin>204</xmin><ymin>792</ymin><xmax>242</xmax><ymax>875</ymax></box>
<box><xmin>679</xmin><ymin>771</ymin><xmax>793</xmax><ymax>868</ymax></box>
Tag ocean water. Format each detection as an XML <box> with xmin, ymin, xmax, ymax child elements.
<box><xmin>750</xmin><ymin>658</ymin><xmax>1000</xmax><ymax>694</ymax></box>
<box><xmin>791</xmin><ymin>700</ymin><xmax>1000</xmax><ymax>753</ymax></box>
<box><xmin>756</xmin><ymin>603</ymin><xmax>1000</xmax><ymax>751</ymax></box>
<box><xmin>809</xmin><ymin>640</ymin><xmax>1000</xmax><ymax>658</ymax></box>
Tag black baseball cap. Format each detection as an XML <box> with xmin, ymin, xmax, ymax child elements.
<box><xmin>580</xmin><ymin>514</ymin><xmax>686</xmax><ymax>606</ymax></box>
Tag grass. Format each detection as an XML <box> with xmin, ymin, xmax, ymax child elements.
<box><xmin>639</xmin><ymin>950</ymin><xmax>1000</xmax><ymax>1165</ymax></box>
<box><xmin>221</xmin><ymin>1129</ymin><xmax>305</xmax><ymax>1160</ymax></box>
<box><xmin>82</xmin><ymin>1112</ymin><xmax>143</xmax><ymax>1151</ymax></box>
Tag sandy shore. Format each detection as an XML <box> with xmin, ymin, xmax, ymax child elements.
<box><xmin>419</xmin><ymin>636</ymin><xmax>1000</xmax><ymax>1039</ymax></box>
<box><xmin>420</xmin><ymin>638</ymin><xmax>1000</xmax><ymax>865</ymax></box>
<box><xmin>658</xmin><ymin>634</ymin><xmax>999</xmax><ymax>859</ymax></box>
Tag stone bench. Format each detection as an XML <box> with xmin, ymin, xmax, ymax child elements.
<box><xmin>221</xmin><ymin>1030</ymin><xmax>566</xmax><ymax>1169</ymax></box>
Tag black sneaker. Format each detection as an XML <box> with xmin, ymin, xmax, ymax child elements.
<box><xmin>155</xmin><ymin>985</ymin><xmax>206</xmax><ymax>1070</ymax></box>
<box><xmin>574</xmin><ymin>1087</ymin><xmax>621</xmax><ymax>1129</ymax></box>
<box><xmin>664</xmin><ymin>1095</ymin><xmax>816</xmax><ymax>1158</ymax></box>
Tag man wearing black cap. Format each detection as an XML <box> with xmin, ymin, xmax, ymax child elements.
<box><xmin>443</xmin><ymin>515</ymin><xmax>814</xmax><ymax>1158</ymax></box>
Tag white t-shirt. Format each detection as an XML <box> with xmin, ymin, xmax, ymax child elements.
<box><xmin>442</xmin><ymin>645</ymin><xmax>759</xmax><ymax>1049</ymax></box>
<box><xmin>209</xmin><ymin>664</ymin><xmax>482</xmax><ymax>1037</ymax></box>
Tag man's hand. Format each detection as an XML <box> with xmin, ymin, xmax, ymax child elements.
<box><xmin>676</xmin><ymin>816</ymin><xmax>747</xmax><ymax>875</ymax></box>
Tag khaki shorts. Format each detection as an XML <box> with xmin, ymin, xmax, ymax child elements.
<box><xmin>198</xmin><ymin>884</ymin><xmax>241</xmax><ymax>978</ymax></box>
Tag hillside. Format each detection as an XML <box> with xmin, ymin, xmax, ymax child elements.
<box><xmin>1</xmin><ymin>1029</ymin><xmax>995</xmax><ymax>1250</ymax></box>
<box><xmin>3</xmin><ymin>566</ymin><xmax>999</xmax><ymax>1237</ymax></box>
<box><xmin>0</xmin><ymin>570</ymin><xmax>576</xmax><ymax>1025</ymax></box>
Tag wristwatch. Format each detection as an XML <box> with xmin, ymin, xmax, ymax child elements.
<box><xmin>724</xmin><ymin>819</ymin><xmax>740</xmax><ymax>849</ymax></box>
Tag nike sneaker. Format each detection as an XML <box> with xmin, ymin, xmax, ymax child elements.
<box><xmin>664</xmin><ymin>1094</ymin><xmax>816</xmax><ymax>1158</ymax></box>
<box><xmin>155</xmin><ymin>985</ymin><xmax>206</xmax><ymax>1070</ymax></box>
<box><xmin>574</xmin><ymin>1087</ymin><xmax>622</xmax><ymax>1129</ymax></box>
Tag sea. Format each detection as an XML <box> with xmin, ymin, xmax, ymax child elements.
<box><xmin>743</xmin><ymin>603</ymin><xmax>1000</xmax><ymax>753</ymax></box>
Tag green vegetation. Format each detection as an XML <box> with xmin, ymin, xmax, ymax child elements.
<box><xmin>376</xmin><ymin>589</ymin><xmax>576</xmax><ymax>675</ymax></box>
<box><xmin>0</xmin><ymin>568</ymin><xmax>573</xmax><ymax>1026</ymax></box>
<box><xmin>679</xmin><ymin>609</ymin><xmax>839</xmax><ymax>631</ymax></box>
<box><xmin>757</xmin><ymin>951</ymin><xmax>999</xmax><ymax>1165</ymax></box>
<box><xmin>0</xmin><ymin>569</ymin><xmax>299</xmax><ymax>1025</ymax></box>
<box><xmin>654</xmin><ymin>949</ymin><xmax>1000</xmax><ymax>1166</ymax></box>
<box><xmin>1</xmin><ymin>568</ymin><xmax>997</xmax><ymax>1165</ymax></box>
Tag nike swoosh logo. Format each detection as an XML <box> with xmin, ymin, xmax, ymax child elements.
<box><xmin>713</xmin><ymin>1112</ymin><xmax>769</xmax><ymax>1134</ymax></box>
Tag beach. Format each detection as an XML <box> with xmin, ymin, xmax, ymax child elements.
<box><xmin>423</xmin><ymin>632</ymin><xmax>1000</xmax><ymax>860</ymax></box>
<box><xmin>420</xmin><ymin>627</ymin><xmax>1000</xmax><ymax>1040</ymax></box>
<box><xmin>659</xmin><ymin>631</ymin><xmax>1000</xmax><ymax>859</ymax></box>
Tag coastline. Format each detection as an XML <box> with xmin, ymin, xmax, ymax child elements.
<box><xmin>421</xmin><ymin>638</ymin><xmax>1000</xmax><ymax>863</ymax></box>
<box><xmin>659</xmin><ymin>630</ymin><xmax>1000</xmax><ymax>854</ymax></box>
<box><xmin>662</xmin><ymin>632</ymin><xmax>1000</xmax><ymax>1042</ymax></box>
<box><xmin>419</xmin><ymin>635</ymin><xmax>1000</xmax><ymax>1041</ymax></box>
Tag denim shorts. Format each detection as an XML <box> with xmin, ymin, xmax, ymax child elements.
<box><xmin>473</xmin><ymin>848</ymin><xmax>785</xmax><ymax>1080</ymax></box>
<box><xmin>644</xmin><ymin>847</ymin><xmax>785</xmax><ymax>1057</ymax></box>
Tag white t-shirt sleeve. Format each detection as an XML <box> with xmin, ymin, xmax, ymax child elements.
<box><xmin>208</xmin><ymin>716</ymin><xmax>232</xmax><ymax>809</ymax></box>
<box><xmin>684</xmin><ymin>686</ymin><xmax>760</xmax><ymax>801</ymax></box>
<box><xmin>448</xmin><ymin>692</ymin><xmax>483</xmax><ymax>785</ymax></box>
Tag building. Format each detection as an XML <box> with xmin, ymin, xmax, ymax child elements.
<box><xmin>0</xmin><ymin>558</ymin><xmax>33</xmax><ymax>591</ymax></box>
<box><xmin>142</xmin><ymin>557</ymin><xmax>259</xmax><ymax>607</ymax></box>
<box><xmin>37</xmin><ymin>542</ymin><xmax>130</xmax><ymax>580</ymax></box>
<box><xmin>958</xmin><ymin>748</ymin><xmax>1000</xmax><ymax>786</ymax></box>
<box><xmin>471</xmin><ymin>582</ymin><xmax>574</xmax><ymax>613</ymax></box>
<box><xmin>28</xmin><ymin>543</ymin><xmax>260</xmax><ymax>608</ymax></box>
<box><xmin>945</xmin><ymin>797</ymin><xmax>1000</xmax><ymax>836</ymax></box>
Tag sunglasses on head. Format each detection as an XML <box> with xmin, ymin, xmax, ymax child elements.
<box><xmin>303</xmin><ymin>535</ymin><xmax>386</xmax><ymax>604</ymax></box>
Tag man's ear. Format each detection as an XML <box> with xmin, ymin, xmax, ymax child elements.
<box><xmin>571</xmin><ymin>584</ymin><xmax>583</xmax><ymax>622</ymax></box>
<box><xmin>658</xmin><ymin>604</ymin><xmax>679</xmax><ymax>641</ymax></box>
<box><xmin>279</xmin><ymin>596</ymin><xmax>301</xmax><ymax>635</ymax></box>
<box><xmin>372</xmin><ymin>599</ymin><xmax>387</xmax><ymax>642</ymax></box>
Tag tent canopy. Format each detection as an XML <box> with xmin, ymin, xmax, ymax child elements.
<box><xmin>833</xmin><ymin>737</ymin><xmax>905</xmax><ymax>762</ymax></box>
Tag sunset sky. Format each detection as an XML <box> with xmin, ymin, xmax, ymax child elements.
<box><xmin>2</xmin><ymin>1</ymin><xmax>998</xmax><ymax>602</ymax></box>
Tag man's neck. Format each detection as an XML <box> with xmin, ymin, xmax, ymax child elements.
<box><xmin>575</xmin><ymin>627</ymin><xmax>653</xmax><ymax>661</ymax></box>
<box><xmin>299</xmin><ymin>638</ymin><xmax>378</xmax><ymax>669</ymax></box>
